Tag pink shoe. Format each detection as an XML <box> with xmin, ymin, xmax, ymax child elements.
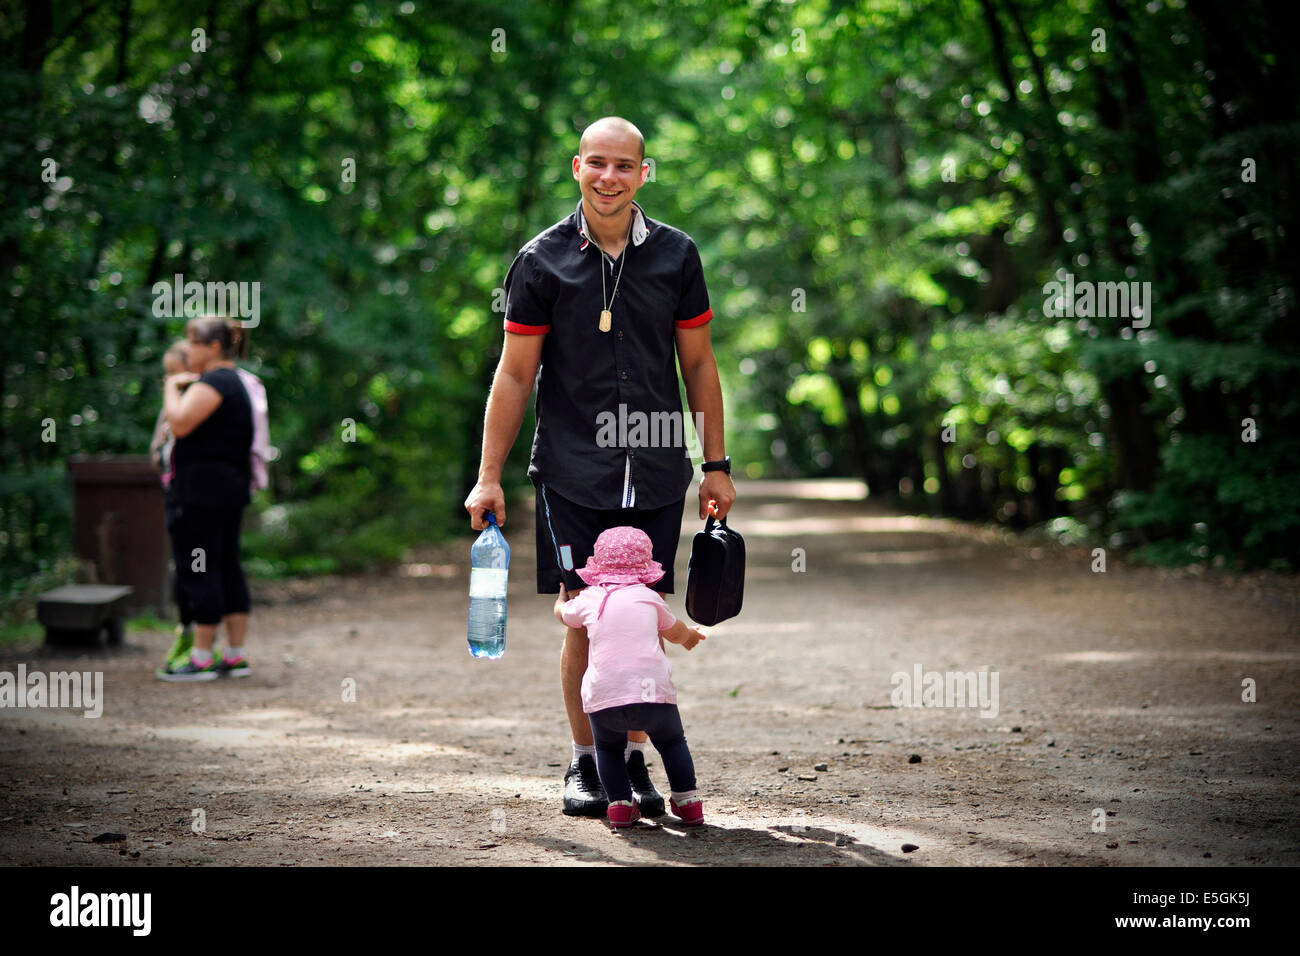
<box><xmin>607</xmin><ymin>800</ymin><xmax>641</xmax><ymax>829</ymax></box>
<box><xmin>670</xmin><ymin>797</ymin><xmax>704</xmax><ymax>827</ymax></box>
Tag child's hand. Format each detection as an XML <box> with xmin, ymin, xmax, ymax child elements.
<box><xmin>682</xmin><ymin>627</ymin><xmax>706</xmax><ymax>651</ymax></box>
<box><xmin>555</xmin><ymin>584</ymin><xmax>569</xmax><ymax>606</ymax></box>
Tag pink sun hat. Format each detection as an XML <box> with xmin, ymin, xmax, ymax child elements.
<box><xmin>576</xmin><ymin>526</ymin><xmax>665</xmax><ymax>587</ymax></box>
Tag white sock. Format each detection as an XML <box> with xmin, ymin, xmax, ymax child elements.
<box><xmin>572</xmin><ymin>742</ymin><xmax>595</xmax><ymax>764</ymax></box>
<box><xmin>190</xmin><ymin>648</ymin><xmax>213</xmax><ymax>664</ymax></box>
<box><xmin>670</xmin><ymin>789</ymin><xmax>698</xmax><ymax>803</ymax></box>
<box><xmin>625</xmin><ymin>740</ymin><xmax>650</xmax><ymax>760</ymax></box>
<box><xmin>226</xmin><ymin>645</ymin><xmax>244</xmax><ymax>659</ymax></box>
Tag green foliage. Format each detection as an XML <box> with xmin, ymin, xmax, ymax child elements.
<box><xmin>1</xmin><ymin>466</ymin><xmax>74</xmax><ymax>591</ymax></box>
<box><xmin>0</xmin><ymin>552</ymin><xmax>80</xmax><ymax>629</ymax></box>
<box><xmin>2</xmin><ymin>0</ymin><xmax>1297</xmax><ymax>604</ymax></box>
<box><xmin>0</xmin><ymin>620</ymin><xmax>43</xmax><ymax>648</ymax></box>
<box><xmin>242</xmin><ymin>472</ymin><xmax>428</xmax><ymax>577</ymax></box>
<box><xmin>127</xmin><ymin>613</ymin><xmax>173</xmax><ymax>632</ymax></box>
<box><xmin>1120</xmin><ymin>435</ymin><xmax>1300</xmax><ymax>570</ymax></box>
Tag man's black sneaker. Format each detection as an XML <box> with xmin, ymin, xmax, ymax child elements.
<box><xmin>562</xmin><ymin>754</ymin><xmax>608</xmax><ymax>817</ymax></box>
<box><xmin>626</xmin><ymin>749</ymin><xmax>666</xmax><ymax>817</ymax></box>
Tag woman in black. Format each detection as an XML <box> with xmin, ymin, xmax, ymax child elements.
<box><xmin>157</xmin><ymin>316</ymin><xmax>254</xmax><ymax>681</ymax></box>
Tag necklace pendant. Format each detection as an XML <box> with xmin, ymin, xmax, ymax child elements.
<box><xmin>599</xmin><ymin>309</ymin><xmax>612</xmax><ymax>332</ymax></box>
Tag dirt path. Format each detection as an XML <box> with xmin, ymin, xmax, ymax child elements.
<box><xmin>3</xmin><ymin>479</ymin><xmax>1297</xmax><ymax>866</ymax></box>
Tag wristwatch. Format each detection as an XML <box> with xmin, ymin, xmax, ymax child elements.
<box><xmin>701</xmin><ymin>456</ymin><xmax>731</xmax><ymax>475</ymax></box>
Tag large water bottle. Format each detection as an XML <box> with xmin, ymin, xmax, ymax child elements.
<box><xmin>467</xmin><ymin>511</ymin><xmax>509</xmax><ymax>659</ymax></box>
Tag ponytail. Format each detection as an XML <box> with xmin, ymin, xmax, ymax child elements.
<box><xmin>226</xmin><ymin>319</ymin><xmax>250</xmax><ymax>359</ymax></box>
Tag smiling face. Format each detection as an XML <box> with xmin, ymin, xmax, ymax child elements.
<box><xmin>572</xmin><ymin>119</ymin><xmax>648</xmax><ymax>225</ymax></box>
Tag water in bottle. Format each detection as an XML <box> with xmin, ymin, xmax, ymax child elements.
<box><xmin>467</xmin><ymin>512</ymin><xmax>509</xmax><ymax>658</ymax></box>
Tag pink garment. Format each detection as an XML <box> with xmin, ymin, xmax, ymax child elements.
<box><xmin>149</xmin><ymin>406</ymin><xmax>175</xmax><ymax>489</ymax></box>
<box><xmin>575</xmin><ymin>526</ymin><xmax>664</xmax><ymax>587</ymax></box>
<box><xmin>235</xmin><ymin>367</ymin><xmax>271</xmax><ymax>493</ymax></box>
<box><xmin>560</xmin><ymin>583</ymin><xmax>679</xmax><ymax>714</ymax></box>
<box><xmin>161</xmin><ymin>439</ymin><xmax>175</xmax><ymax>489</ymax></box>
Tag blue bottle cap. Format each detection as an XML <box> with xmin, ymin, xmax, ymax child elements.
<box><xmin>486</xmin><ymin>512</ymin><xmax>497</xmax><ymax>525</ymax></box>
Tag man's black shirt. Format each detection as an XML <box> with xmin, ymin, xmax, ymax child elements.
<box><xmin>503</xmin><ymin>200</ymin><xmax>712</xmax><ymax>510</ymax></box>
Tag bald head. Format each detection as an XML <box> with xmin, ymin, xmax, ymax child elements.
<box><xmin>578</xmin><ymin>116</ymin><xmax>645</xmax><ymax>162</ymax></box>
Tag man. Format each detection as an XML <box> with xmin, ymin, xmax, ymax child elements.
<box><xmin>464</xmin><ymin>116</ymin><xmax>736</xmax><ymax>818</ymax></box>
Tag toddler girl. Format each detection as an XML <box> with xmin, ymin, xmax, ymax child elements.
<box><xmin>554</xmin><ymin>526</ymin><xmax>707</xmax><ymax>829</ymax></box>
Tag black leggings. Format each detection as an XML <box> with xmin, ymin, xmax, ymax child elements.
<box><xmin>589</xmin><ymin>702</ymin><xmax>696</xmax><ymax>803</ymax></box>
<box><xmin>169</xmin><ymin>503</ymin><xmax>249</xmax><ymax>625</ymax></box>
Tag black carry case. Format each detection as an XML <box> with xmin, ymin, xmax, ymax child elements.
<box><xmin>685</xmin><ymin>504</ymin><xmax>745</xmax><ymax>626</ymax></box>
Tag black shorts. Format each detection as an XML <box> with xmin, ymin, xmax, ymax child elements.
<box><xmin>533</xmin><ymin>480</ymin><xmax>684</xmax><ymax>594</ymax></box>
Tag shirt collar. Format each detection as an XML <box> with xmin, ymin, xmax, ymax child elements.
<box><xmin>576</xmin><ymin>199</ymin><xmax>649</xmax><ymax>252</ymax></box>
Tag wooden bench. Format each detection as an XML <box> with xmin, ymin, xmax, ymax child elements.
<box><xmin>36</xmin><ymin>585</ymin><xmax>134</xmax><ymax>647</ymax></box>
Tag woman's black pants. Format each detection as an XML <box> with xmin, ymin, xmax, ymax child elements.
<box><xmin>168</xmin><ymin>502</ymin><xmax>249</xmax><ymax>626</ymax></box>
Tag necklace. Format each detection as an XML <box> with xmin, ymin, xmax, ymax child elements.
<box><xmin>593</xmin><ymin>217</ymin><xmax>632</xmax><ymax>333</ymax></box>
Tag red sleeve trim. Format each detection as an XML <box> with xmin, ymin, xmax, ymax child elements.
<box><xmin>504</xmin><ymin>320</ymin><xmax>550</xmax><ymax>335</ymax></box>
<box><xmin>674</xmin><ymin>308</ymin><xmax>713</xmax><ymax>329</ymax></box>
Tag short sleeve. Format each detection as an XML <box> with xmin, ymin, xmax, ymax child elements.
<box><xmin>673</xmin><ymin>238</ymin><xmax>712</xmax><ymax>329</ymax></box>
<box><xmin>649</xmin><ymin>591</ymin><xmax>677</xmax><ymax>632</ymax></box>
<box><xmin>199</xmin><ymin>368</ymin><xmax>234</xmax><ymax>398</ymax></box>
<box><xmin>503</xmin><ymin>249</ymin><xmax>551</xmax><ymax>335</ymax></box>
<box><xmin>559</xmin><ymin>594</ymin><xmax>586</xmax><ymax>629</ymax></box>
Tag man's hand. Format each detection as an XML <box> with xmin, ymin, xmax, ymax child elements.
<box><xmin>464</xmin><ymin>480</ymin><xmax>506</xmax><ymax>530</ymax></box>
<box><xmin>699</xmin><ymin>470</ymin><xmax>736</xmax><ymax>520</ymax></box>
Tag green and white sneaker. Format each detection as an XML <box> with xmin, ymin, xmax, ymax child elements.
<box><xmin>160</xmin><ymin>625</ymin><xmax>193</xmax><ymax>668</ymax></box>
<box><xmin>156</xmin><ymin>653</ymin><xmax>219</xmax><ymax>682</ymax></box>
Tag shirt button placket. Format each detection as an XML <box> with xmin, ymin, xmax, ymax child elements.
<box><xmin>611</xmin><ymin>282</ymin><xmax>632</xmax><ymax>504</ymax></box>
